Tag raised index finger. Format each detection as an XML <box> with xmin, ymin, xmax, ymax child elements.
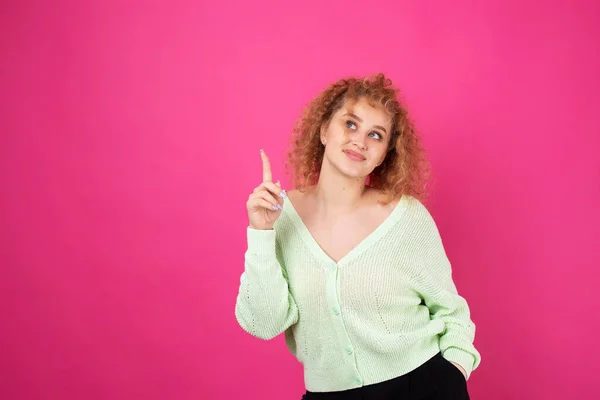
<box><xmin>260</xmin><ymin>149</ymin><xmax>272</xmax><ymax>182</ymax></box>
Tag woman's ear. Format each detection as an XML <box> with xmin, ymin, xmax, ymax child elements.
<box><xmin>320</xmin><ymin>123</ymin><xmax>327</xmax><ymax>146</ymax></box>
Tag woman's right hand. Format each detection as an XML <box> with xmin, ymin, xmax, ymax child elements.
<box><xmin>246</xmin><ymin>149</ymin><xmax>287</xmax><ymax>230</ymax></box>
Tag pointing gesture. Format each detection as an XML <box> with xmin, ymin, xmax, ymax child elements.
<box><xmin>247</xmin><ymin>149</ymin><xmax>287</xmax><ymax>230</ymax></box>
<box><xmin>262</xmin><ymin>149</ymin><xmax>273</xmax><ymax>183</ymax></box>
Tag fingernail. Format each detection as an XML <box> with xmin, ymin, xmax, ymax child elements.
<box><xmin>277</xmin><ymin>204</ymin><xmax>283</xmax><ymax>211</ymax></box>
<box><xmin>280</xmin><ymin>190</ymin><xmax>287</xmax><ymax>198</ymax></box>
<box><xmin>272</xmin><ymin>205</ymin><xmax>279</xmax><ymax>211</ymax></box>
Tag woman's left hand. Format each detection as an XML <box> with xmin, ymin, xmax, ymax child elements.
<box><xmin>450</xmin><ymin>361</ymin><xmax>467</xmax><ymax>379</ymax></box>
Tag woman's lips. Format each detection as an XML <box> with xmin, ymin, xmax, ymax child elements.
<box><xmin>344</xmin><ymin>149</ymin><xmax>366</xmax><ymax>161</ymax></box>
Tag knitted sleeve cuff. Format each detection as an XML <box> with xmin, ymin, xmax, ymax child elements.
<box><xmin>246</xmin><ymin>227</ymin><xmax>277</xmax><ymax>256</ymax></box>
<box><xmin>442</xmin><ymin>347</ymin><xmax>476</xmax><ymax>380</ymax></box>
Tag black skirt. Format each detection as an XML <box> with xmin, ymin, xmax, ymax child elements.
<box><xmin>302</xmin><ymin>353</ymin><xmax>470</xmax><ymax>400</ymax></box>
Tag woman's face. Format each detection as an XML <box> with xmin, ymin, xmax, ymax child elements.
<box><xmin>320</xmin><ymin>97</ymin><xmax>393</xmax><ymax>180</ymax></box>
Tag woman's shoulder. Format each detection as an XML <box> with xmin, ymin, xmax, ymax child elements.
<box><xmin>368</xmin><ymin>188</ymin><xmax>419</xmax><ymax>210</ymax></box>
<box><xmin>368</xmin><ymin>189</ymin><xmax>435</xmax><ymax>226</ymax></box>
<box><xmin>398</xmin><ymin>194</ymin><xmax>441</xmax><ymax>234</ymax></box>
<box><xmin>285</xmin><ymin>186</ymin><xmax>314</xmax><ymax>200</ymax></box>
<box><xmin>284</xmin><ymin>186</ymin><xmax>315</xmax><ymax>213</ymax></box>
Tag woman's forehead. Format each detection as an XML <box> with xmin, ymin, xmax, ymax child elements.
<box><xmin>338</xmin><ymin>97</ymin><xmax>393</xmax><ymax>127</ymax></box>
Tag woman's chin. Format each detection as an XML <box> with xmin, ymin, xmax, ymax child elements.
<box><xmin>325</xmin><ymin>157</ymin><xmax>373</xmax><ymax>180</ymax></box>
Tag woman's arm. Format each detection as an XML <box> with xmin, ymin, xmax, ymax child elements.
<box><xmin>234</xmin><ymin>227</ymin><xmax>299</xmax><ymax>340</ymax></box>
<box><xmin>413</xmin><ymin>204</ymin><xmax>482</xmax><ymax>379</ymax></box>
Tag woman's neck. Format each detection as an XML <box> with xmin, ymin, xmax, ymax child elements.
<box><xmin>312</xmin><ymin>161</ymin><xmax>369</xmax><ymax>217</ymax></box>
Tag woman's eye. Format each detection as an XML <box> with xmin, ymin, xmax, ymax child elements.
<box><xmin>369</xmin><ymin>131</ymin><xmax>382</xmax><ymax>140</ymax></box>
<box><xmin>345</xmin><ymin>120</ymin><xmax>356</xmax><ymax>130</ymax></box>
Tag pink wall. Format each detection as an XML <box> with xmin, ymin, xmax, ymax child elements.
<box><xmin>1</xmin><ymin>0</ymin><xmax>599</xmax><ymax>399</ymax></box>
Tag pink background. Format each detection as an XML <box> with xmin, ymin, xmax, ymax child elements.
<box><xmin>1</xmin><ymin>0</ymin><xmax>599</xmax><ymax>399</ymax></box>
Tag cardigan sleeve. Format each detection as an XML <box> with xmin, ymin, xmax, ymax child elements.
<box><xmin>234</xmin><ymin>227</ymin><xmax>299</xmax><ymax>340</ymax></box>
<box><xmin>413</xmin><ymin>204</ymin><xmax>482</xmax><ymax>379</ymax></box>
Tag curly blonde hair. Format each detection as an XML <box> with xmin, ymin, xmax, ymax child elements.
<box><xmin>285</xmin><ymin>73</ymin><xmax>430</xmax><ymax>203</ymax></box>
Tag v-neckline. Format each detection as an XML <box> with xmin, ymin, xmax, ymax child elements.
<box><xmin>283</xmin><ymin>195</ymin><xmax>409</xmax><ymax>267</ymax></box>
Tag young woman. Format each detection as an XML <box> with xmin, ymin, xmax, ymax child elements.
<box><xmin>235</xmin><ymin>74</ymin><xmax>481</xmax><ymax>399</ymax></box>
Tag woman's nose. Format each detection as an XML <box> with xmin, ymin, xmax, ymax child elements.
<box><xmin>351</xmin><ymin>131</ymin><xmax>367</xmax><ymax>149</ymax></box>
